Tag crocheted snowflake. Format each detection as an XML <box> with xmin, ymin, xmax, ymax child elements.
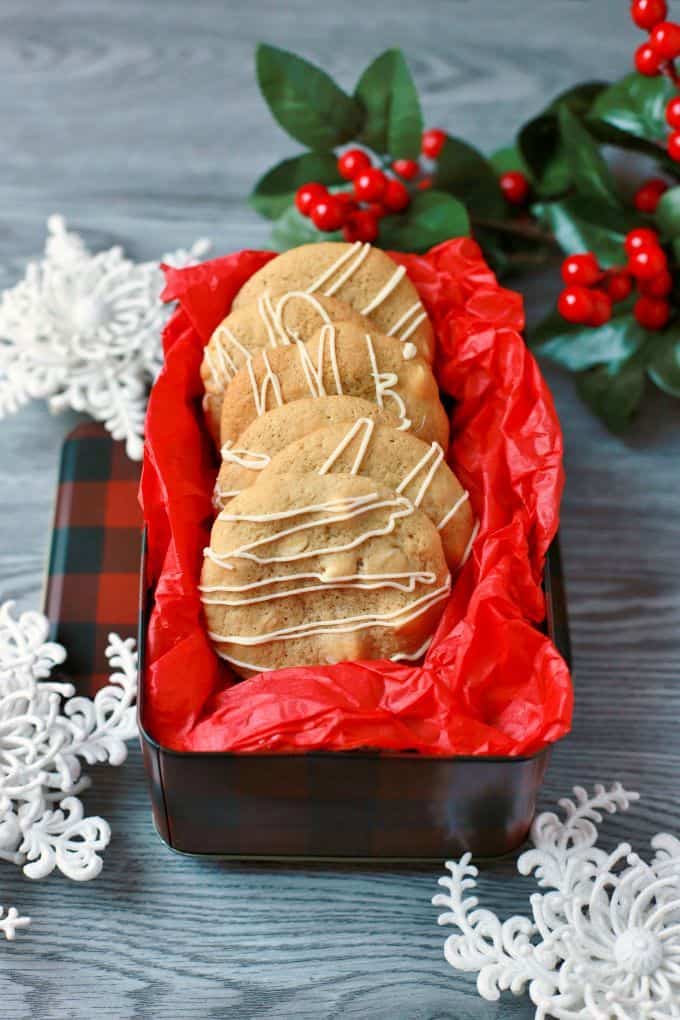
<box><xmin>0</xmin><ymin>600</ymin><xmax>138</xmax><ymax>938</ymax></box>
<box><xmin>433</xmin><ymin>783</ymin><xmax>680</xmax><ymax>1020</ymax></box>
<box><xmin>0</xmin><ymin>215</ymin><xmax>210</xmax><ymax>459</ymax></box>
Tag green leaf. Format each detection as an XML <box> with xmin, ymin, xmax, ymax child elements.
<box><xmin>354</xmin><ymin>49</ymin><xmax>423</xmax><ymax>158</ymax></box>
<box><xmin>379</xmin><ymin>190</ymin><xmax>470</xmax><ymax>253</ymax></box>
<box><xmin>533</xmin><ymin>197</ymin><xmax>637</xmax><ymax>266</ymax></box>
<box><xmin>589</xmin><ymin>72</ymin><xmax>675</xmax><ymax>144</ymax></box>
<box><xmin>530</xmin><ymin>306</ymin><xmax>644</xmax><ymax>371</ymax></box>
<box><xmin>434</xmin><ymin>136</ymin><xmax>506</xmax><ymax>218</ymax></box>
<box><xmin>489</xmin><ymin>145</ymin><xmax>530</xmax><ymax>176</ymax></box>
<box><xmin>655</xmin><ymin>186</ymin><xmax>680</xmax><ymax>239</ymax></box>
<box><xmin>557</xmin><ymin>106</ymin><xmax>619</xmax><ymax>207</ymax></box>
<box><xmin>256</xmin><ymin>44</ymin><xmax>363</xmax><ymax>150</ymax></box>
<box><xmin>270</xmin><ymin>205</ymin><xmax>342</xmax><ymax>251</ymax></box>
<box><xmin>648</xmin><ymin>326</ymin><xmax>680</xmax><ymax>396</ymax></box>
<box><xmin>577</xmin><ymin>355</ymin><xmax>647</xmax><ymax>432</ymax></box>
<box><xmin>250</xmin><ymin>153</ymin><xmax>344</xmax><ymax>219</ymax></box>
<box><xmin>518</xmin><ymin>82</ymin><xmax>608</xmax><ymax>198</ymax></box>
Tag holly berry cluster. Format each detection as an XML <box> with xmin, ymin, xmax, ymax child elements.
<box><xmin>631</xmin><ymin>1</ymin><xmax>680</xmax><ymax>161</ymax></box>
<box><xmin>294</xmin><ymin>128</ymin><xmax>531</xmax><ymax>245</ymax></box>
<box><xmin>557</xmin><ymin>228</ymin><xmax>672</xmax><ymax>330</ymax></box>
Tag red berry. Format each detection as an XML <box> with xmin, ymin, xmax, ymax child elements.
<box><xmin>342</xmin><ymin>210</ymin><xmax>379</xmax><ymax>244</ymax></box>
<box><xmin>634</xmin><ymin>295</ymin><xmax>671</xmax><ymax>329</ymax></box>
<box><xmin>666</xmin><ymin>96</ymin><xmax>680</xmax><ymax>128</ymax></box>
<box><xmin>557</xmin><ymin>286</ymin><xmax>594</xmax><ymax>324</ymax></box>
<box><xmin>353</xmin><ymin>168</ymin><xmax>387</xmax><ymax>203</ymax></box>
<box><xmin>628</xmin><ymin>244</ymin><xmax>668</xmax><ymax>279</ymax></box>
<box><xmin>392</xmin><ymin>158</ymin><xmax>420</xmax><ymax>180</ymax></box>
<box><xmin>421</xmin><ymin>128</ymin><xmax>447</xmax><ymax>159</ymax></box>
<box><xmin>337</xmin><ymin>148</ymin><xmax>371</xmax><ymax>181</ymax></box>
<box><xmin>310</xmin><ymin>195</ymin><xmax>345</xmax><ymax>232</ymax></box>
<box><xmin>639</xmin><ymin>268</ymin><xmax>673</xmax><ymax>296</ymax></box>
<box><xmin>634</xmin><ymin>177</ymin><xmax>668</xmax><ymax>213</ymax></box>
<box><xmin>588</xmin><ymin>290</ymin><xmax>613</xmax><ymax>327</ymax></box>
<box><xmin>499</xmin><ymin>171</ymin><xmax>530</xmax><ymax>206</ymax></box>
<box><xmin>668</xmin><ymin>130</ymin><xmax>680</xmax><ymax>160</ymax></box>
<box><xmin>649</xmin><ymin>20</ymin><xmax>680</xmax><ymax>58</ymax></box>
<box><xmin>336</xmin><ymin>191</ymin><xmax>358</xmax><ymax>211</ymax></box>
<box><xmin>624</xmin><ymin>227</ymin><xmax>660</xmax><ymax>255</ymax></box>
<box><xmin>416</xmin><ymin>176</ymin><xmax>433</xmax><ymax>191</ymax></box>
<box><xmin>635</xmin><ymin>41</ymin><xmax>663</xmax><ymax>74</ymax></box>
<box><xmin>606</xmin><ymin>271</ymin><xmax>633</xmax><ymax>303</ymax></box>
<box><xmin>631</xmin><ymin>0</ymin><xmax>668</xmax><ymax>30</ymax></box>
<box><xmin>561</xmin><ymin>253</ymin><xmax>601</xmax><ymax>287</ymax></box>
<box><xmin>382</xmin><ymin>178</ymin><xmax>410</xmax><ymax>213</ymax></box>
<box><xmin>295</xmin><ymin>182</ymin><xmax>327</xmax><ymax>217</ymax></box>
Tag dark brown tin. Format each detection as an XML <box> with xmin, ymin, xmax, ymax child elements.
<box><xmin>138</xmin><ymin>538</ymin><xmax>570</xmax><ymax>862</ymax></box>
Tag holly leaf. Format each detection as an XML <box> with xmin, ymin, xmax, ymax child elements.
<box><xmin>379</xmin><ymin>191</ymin><xmax>469</xmax><ymax>252</ymax></box>
<box><xmin>518</xmin><ymin>81</ymin><xmax>608</xmax><ymax>197</ymax></box>
<box><xmin>354</xmin><ymin>49</ymin><xmax>423</xmax><ymax>158</ymax></box>
<box><xmin>577</xmin><ymin>354</ymin><xmax>647</xmax><ymax>432</ymax></box>
<box><xmin>530</xmin><ymin>306</ymin><xmax>645</xmax><ymax>371</ymax></box>
<box><xmin>489</xmin><ymin>145</ymin><xmax>530</xmax><ymax>176</ymax></box>
<box><xmin>533</xmin><ymin>196</ymin><xmax>637</xmax><ymax>266</ymax></box>
<box><xmin>256</xmin><ymin>44</ymin><xmax>363</xmax><ymax>150</ymax></box>
<box><xmin>250</xmin><ymin>153</ymin><xmax>344</xmax><ymax>219</ymax></box>
<box><xmin>589</xmin><ymin>72</ymin><xmax>675</xmax><ymax>144</ymax></box>
<box><xmin>655</xmin><ymin>186</ymin><xmax>680</xmax><ymax>239</ymax></box>
<box><xmin>558</xmin><ymin>106</ymin><xmax>619</xmax><ymax>207</ymax></box>
<box><xmin>434</xmin><ymin>137</ymin><xmax>506</xmax><ymax>218</ymax></box>
<box><xmin>270</xmin><ymin>205</ymin><xmax>342</xmax><ymax>250</ymax></box>
<box><xmin>648</xmin><ymin>325</ymin><xmax>680</xmax><ymax>396</ymax></box>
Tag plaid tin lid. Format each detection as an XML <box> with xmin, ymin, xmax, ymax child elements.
<box><xmin>44</xmin><ymin>423</ymin><xmax>142</xmax><ymax>694</ymax></box>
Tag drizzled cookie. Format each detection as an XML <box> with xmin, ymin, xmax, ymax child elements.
<box><xmin>215</xmin><ymin>395</ymin><xmax>399</xmax><ymax>506</ymax></box>
<box><xmin>200</xmin><ymin>473</ymin><xmax>451</xmax><ymax>677</ymax></box>
<box><xmin>257</xmin><ymin>419</ymin><xmax>474</xmax><ymax>571</ymax></box>
<box><xmin>201</xmin><ymin>291</ymin><xmax>369</xmax><ymax>443</ymax></box>
<box><xmin>218</xmin><ymin>320</ymin><xmax>449</xmax><ymax>449</ymax></box>
<box><xmin>232</xmin><ymin>242</ymin><xmax>435</xmax><ymax>363</ymax></box>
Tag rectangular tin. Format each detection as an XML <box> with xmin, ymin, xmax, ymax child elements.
<box><xmin>138</xmin><ymin>538</ymin><xmax>570</xmax><ymax>861</ymax></box>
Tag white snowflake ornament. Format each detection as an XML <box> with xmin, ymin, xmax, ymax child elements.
<box><xmin>433</xmin><ymin>783</ymin><xmax>680</xmax><ymax>1020</ymax></box>
<box><xmin>0</xmin><ymin>215</ymin><xmax>211</xmax><ymax>459</ymax></box>
<box><xmin>0</xmin><ymin>601</ymin><xmax>137</xmax><ymax>886</ymax></box>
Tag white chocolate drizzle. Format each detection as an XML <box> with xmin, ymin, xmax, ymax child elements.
<box><xmin>295</xmin><ymin>325</ymin><xmax>343</xmax><ymax>399</ymax></box>
<box><xmin>387</xmin><ymin>301</ymin><xmax>428</xmax><ymax>343</ymax></box>
<box><xmin>361</xmin><ymin>265</ymin><xmax>406</xmax><ymax>314</ymax></box>
<box><xmin>363</xmin><ymin>332</ymin><xmax>410</xmax><ymax>428</ymax></box>
<box><xmin>247</xmin><ymin>350</ymin><xmax>283</xmax><ymax>416</ymax></box>
<box><xmin>220</xmin><ymin>441</ymin><xmax>271</xmax><ymax>470</ymax></box>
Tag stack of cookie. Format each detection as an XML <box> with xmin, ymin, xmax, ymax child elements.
<box><xmin>199</xmin><ymin>242</ymin><xmax>476</xmax><ymax>677</ymax></box>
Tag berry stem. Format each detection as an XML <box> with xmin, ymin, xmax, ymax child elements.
<box><xmin>471</xmin><ymin>214</ymin><xmax>557</xmax><ymax>246</ymax></box>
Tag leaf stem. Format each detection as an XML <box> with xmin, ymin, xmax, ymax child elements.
<box><xmin>471</xmin><ymin>215</ymin><xmax>557</xmax><ymax>247</ymax></box>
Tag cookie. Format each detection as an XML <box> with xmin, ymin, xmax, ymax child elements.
<box><xmin>219</xmin><ymin>321</ymin><xmax>449</xmax><ymax>449</ymax></box>
<box><xmin>233</xmin><ymin>242</ymin><xmax>435</xmax><ymax>363</ymax></box>
<box><xmin>258</xmin><ymin>419</ymin><xmax>474</xmax><ymax>571</ymax></box>
<box><xmin>201</xmin><ymin>291</ymin><xmax>369</xmax><ymax>443</ymax></box>
<box><xmin>200</xmin><ymin>472</ymin><xmax>451</xmax><ymax>677</ymax></box>
<box><xmin>215</xmin><ymin>395</ymin><xmax>399</xmax><ymax>506</ymax></box>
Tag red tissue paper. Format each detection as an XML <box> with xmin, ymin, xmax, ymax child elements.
<box><xmin>140</xmin><ymin>238</ymin><xmax>572</xmax><ymax>755</ymax></box>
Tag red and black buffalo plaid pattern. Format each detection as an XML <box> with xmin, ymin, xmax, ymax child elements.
<box><xmin>44</xmin><ymin>423</ymin><xmax>142</xmax><ymax>694</ymax></box>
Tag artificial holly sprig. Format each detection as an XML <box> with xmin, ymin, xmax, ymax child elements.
<box><xmin>248</xmin><ymin>9</ymin><xmax>680</xmax><ymax>432</ymax></box>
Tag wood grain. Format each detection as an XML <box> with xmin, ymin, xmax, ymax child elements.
<box><xmin>1</xmin><ymin>2</ymin><xmax>679</xmax><ymax>1018</ymax></box>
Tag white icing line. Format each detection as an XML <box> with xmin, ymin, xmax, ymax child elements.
<box><xmin>436</xmin><ymin>490</ymin><xmax>470</xmax><ymax>532</ymax></box>
<box><xmin>390</xmin><ymin>635</ymin><xmax>434</xmax><ymax>662</ymax></box>
<box><xmin>396</xmin><ymin>443</ymin><xmax>444</xmax><ymax>507</ymax></box>
<box><xmin>247</xmin><ymin>350</ymin><xmax>283</xmax><ymax>417</ymax></box>
<box><xmin>387</xmin><ymin>301</ymin><xmax>422</xmax><ymax>337</ymax></box>
<box><xmin>399</xmin><ymin>310</ymin><xmax>428</xmax><ymax>342</ymax></box>
<box><xmin>361</xmin><ymin>265</ymin><xmax>406</xmax><ymax>315</ymax></box>
<box><xmin>363</xmin><ymin>332</ymin><xmax>411</xmax><ymax>429</ymax></box>
<box><xmin>458</xmin><ymin>518</ymin><xmax>480</xmax><ymax>568</ymax></box>
<box><xmin>317</xmin><ymin>418</ymin><xmax>375</xmax><ymax>476</ymax></box>
<box><xmin>307</xmin><ymin>242</ymin><xmax>363</xmax><ymax>294</ymax></box>
<box><xmin>207</xmin><ymin>581</ymin><xmax>452</xmax><ymax>646</ymax></box>
<box><xmin>200</xmin><ymin>569</ymin><xmax>435</xmax><ymax>597</ymax></box>
<box><xmin>322</xmin><ymin>243</ymin><xmax>371</xmax><ymax>297</ymax></box>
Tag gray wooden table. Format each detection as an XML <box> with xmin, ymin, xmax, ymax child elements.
<box><xmin>1</xmin><ymin>2</ymin><xmax>679</xmax><ymax>1017</ymax></box>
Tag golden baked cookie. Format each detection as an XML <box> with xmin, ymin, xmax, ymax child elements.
<box><xmin>200</xmin><ymin>473</ymin><xmax>451</xmax><ymax>677</ymax></box>
<box><xmin>215</xmin><ymin>395</ymin><xmax>399</xmax><ymax>506</ymax></box>
<box><xmin>218</xmin><ymin>321</ymin><xmax>449</xmax><ymax>449</ymax></box>
<box><xmin>232</xmin><ymin>242</ymin><xmax>435</xmax><ymax>363</ymax></box>
<box><xmin>258</xmin><ymin>419</ymin><xmax>474</xmax><ymax>572</ymax></box>
<box><xmin>201</xmin><ymin>291</ymin><xmax>369</xmax><ymax>443</ymax></box>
